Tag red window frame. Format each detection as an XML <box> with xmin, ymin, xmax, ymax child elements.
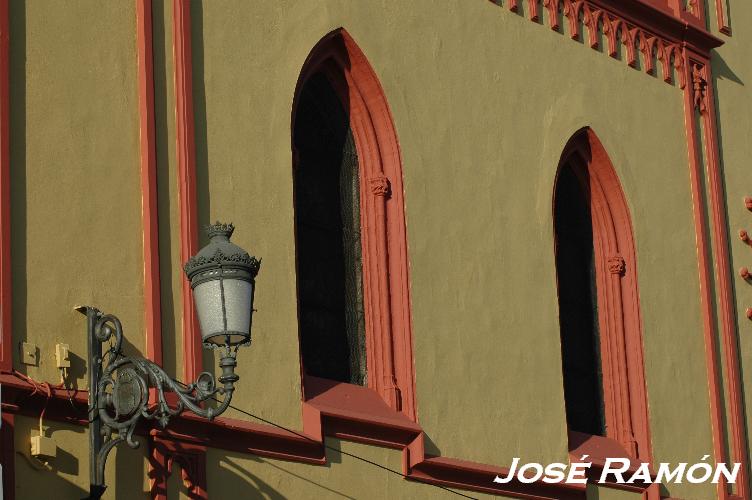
<box><xmin>554</xmin><ymin>129</ymin><xmax>653</xmax><ymax>475</ymax></box>
<box><xmin>291</xmin><ymin>29</ymin><xmax>417</xmax><ymax>422</ymax></box>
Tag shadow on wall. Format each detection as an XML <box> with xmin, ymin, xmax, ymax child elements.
<box><xmin>13</xmin><ymin>415</ymin><xmax>148</xmax><ymax>498</ymax></box>
<box><xmin>190</xmin><ymin>0</ymin><xmax>214</xmax><ymax>382</ymax></box>
<box><xmin>423</xmin><ymin>433</ymin><xmax>442</xmax><ymax>457</ymax></box>
<box><xmin>151</xmin><ymin>0</ymin><xmax>178</xmax><ymax>380</ymax></box>
<box><xmin>8</xmin><ymin>0</ymin><xmax>26</xmax><ymax>376</ymax></box>
<box><xmin>215</xmin><ymin>450</ymin><xmax>358</xmax><ymax>500</ymax></box>
<box><xmin>712</xmin><ymin>52</ymin><xmax>743</xmax><ymax>86</ymax></box>
<box><xmin>152</xmin><ymin>0</ymin><xmax>214</xmax><ymax>382</ymax></box>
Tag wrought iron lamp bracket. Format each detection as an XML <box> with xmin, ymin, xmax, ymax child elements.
<box><xmin>79</xmin><ymin>305</ymin><xmax>238</xmax><ymax>500</ymax></box>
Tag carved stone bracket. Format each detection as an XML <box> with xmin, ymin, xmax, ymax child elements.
<box><xmin>149</xmin><ymin>433</ymin><xmax>208</xmax><ymax>500</ymax></box>
<box><xmin>370</xmin><ymin>175</ymin><xmax>391</xmax><ymax>197</ymax></box>
<box><xmin>608</xmin><ymin>255</ymin><xmax>626</xmax><ymax>276</ymax></box>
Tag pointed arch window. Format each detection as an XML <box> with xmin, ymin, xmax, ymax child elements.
<box><xmin>553</xmin><ymin>129</ymin><xmax>652</xmax><ymax>465</ymax></box>
<box><xmin>291</xmin><ymin>30</ymin><xmax>416</xmax><ymax>420</ymax></box>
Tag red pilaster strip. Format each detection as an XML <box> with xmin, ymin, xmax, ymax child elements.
<box><xmin>0</xmin><ymin>0</ymin><xmax>10</xmax><ymax>373</ymax></box>
<box><xmin>715</xmin><ymin>0</ymin><xmax>730</xmax><ymax>35</ymax></box>
<box><xmin>137</xmin><ymin>0</ymin><xmax>163</xmax><ymax>367</ymax></box>
<box><xmin>681</xmin><ymin>52</ymin><xmax>729</xmax><ymax>500</ymax></box>
<box><xmin>697</xmin><ymin>58</ymin><xmax>749</xmax><ymax>499</ymax></box>
<box><xmin>172</xmin><ymin>0</ymin><xmax>200</xmax><ymax>382</ymax></box>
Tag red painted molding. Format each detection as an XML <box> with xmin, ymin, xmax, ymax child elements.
<box><xmin>488</xmin><ymin>0</ymin><xmax>721</xmax><ymax>89</ymax></box>
<box><xmin>680</xmin><ymin>52</ymin><xmax>749</xmax><ymax>500</ymax></box>
<box><xmin>0</xmin><ymin>0</ymin><xmax>11</xmax><ymax>373</ymax></box>
<box><xmin>172</xmin><ymin>0</ymin><xmax>201</xmax><ymax>382</ymax></box>
<box><xmin>137</xmin><ymin>0</ymin><xmax>163</xmax><ymax>367</ymax></box>
<box><xmin>556</xmin><ymin>129</ymin><xmax>653</xmax><ymax>471</ymax></box>
<box><xmin>714</xmin><ymin>0</ymin><xmax>731</xmax><ymax>35</ymax></box>
<box><xmin>292</xmin><ymin>30</ymin><xmax>417</xmax><ymax>420</ymax></box>
<box><xmin>302</xmin><ymin>375</ymin><xmax>422</xmax><ymax>450</ymax></box>
<box><xmin>149</xmin><ymin>432</ymin><xmax>207</xmax><ymax>499</ymax></box>
<box><xmin>0</xmin><ymin>372</ymin><xmax>653</xmax><ymax>499</ymax></box>
<box><xmin>687</xmin><ymin>55</ymin><xmax>750</xmax><ymax>499</ymax></box>
<box><xmin>700</xmin><ymin>58</ymin><xmax>750</xmax><ymax>499</ymax></box>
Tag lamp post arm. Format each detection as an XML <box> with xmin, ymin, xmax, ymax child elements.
<box><xmin>80</xmin><ymin>307</ymin><xmax>239</xmax><ymax>500</ymax></box>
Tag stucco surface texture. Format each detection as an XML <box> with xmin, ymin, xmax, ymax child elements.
<box><xmin>204</xmin><ymin>438</ymin><xmax>515</xmax><ymax>500</ymax></box>
<box><xmin>9</xmin><ymin>2</ymin><xmax>144</xmax><ymax>384</ymax></box>
<box><xmin>13</xmin><ymin>415</ymin><xmax>149</xmax><ymax>499</ymax></box>
<box><xmin>6</xmin><ymin>0</ymin><xmax>741</xmax><ymax>499</ymax></box>
<box><xmin>191</xmin><ymin>2</ymin><xmax>714</xmax><ymax>498</ymax></box>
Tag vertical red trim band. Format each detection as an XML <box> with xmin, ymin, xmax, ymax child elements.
<box><xmin>137</xmin><ymin>0</ymin><xmax>163</xmax><ymax>367</ymax></box>
<box><xmin>681</xmin><ymin>51</ymin><xmax>730</xmax><ymax>500</ymax></box>
<box><xmin>0</xmin><ymin>0</ymin><xmax>11</xmax><ymax>374</ymax></box>
<box><xmin>172</xmin><ymin>0</ymin><xmax>200</xmax><ymax>382</ymax></box>
<box><xmin>0</xmin><ymin>411</ymin><xmax>15</xmax><ymax>500</ymax></box>
<box><xmin>715</xmin><ymin>0</ymin><xmax>731</xmax><ymax>35</ymax></box>
<box><xmin>696</xmin><ymin>57</ymin><xmax>749</xmax><ymax>499</ymax></box>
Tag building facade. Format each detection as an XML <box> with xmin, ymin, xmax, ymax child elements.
<box><xmin>0</xmin><ymin>1</ymin><xmax>750</xmax><ymax>499</ymax></box>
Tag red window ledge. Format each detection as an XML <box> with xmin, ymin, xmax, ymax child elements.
<box><xmin>568</xmin><ymin>431</ymin><xmax>653</xmax><ymax>492</ymax></box>
<box><xmin>302</xmin><ymin>375</ymin><xmax>422</xmax><ymax>449</ymax></box>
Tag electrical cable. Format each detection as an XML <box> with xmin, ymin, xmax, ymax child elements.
<box><xmin>165</xmin><ymin>377</ymin><xmax>476</xmax><ymax>498</ymax></box>
<box><xmin>11</xmin><ymin>367</ymin><xmax>480</xmax><ymax>497</ymax></box>
<box><xmin>13</xmin><ymin>370</ymin><xmax>95</xmax><ymax>424</ymax></box>
<box><xmin>207</xmin><ymin>394</ymin><xmax>478</xmax><ymax>499</ymax></box>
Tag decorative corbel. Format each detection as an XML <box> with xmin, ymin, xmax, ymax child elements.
<box><xmin>149</xmin><ymin>433</ymin><xmax>208</xmax><ymax>500</ymax></box>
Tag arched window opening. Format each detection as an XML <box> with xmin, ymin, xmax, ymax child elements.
<box><xmin>291</xmin><ymin>30</ymin><xmax>417</xmax><ymax>419</ymax></box>
<box><xmin>554</xmin><ymin>162</ymin><xmax>605</xmax><ymax>436</ymax></box>
<box><xmin>553</xmin><ymin>129</ymin><xmax>652</xmax><ymax>464</ymax></box>
<box><xmin>293</xmin><ymin>71</ymin><xmax>367</xmax><ymax>386</ymax></box>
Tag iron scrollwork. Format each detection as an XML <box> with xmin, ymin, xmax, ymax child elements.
<box><xmin>81</xmin><ymin>306</ymin><xmax>239</xmax><ymax>499</ymax></box>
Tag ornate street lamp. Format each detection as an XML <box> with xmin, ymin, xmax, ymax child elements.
<box><xmin>80</xmin><ymin>222</ymin><xmax>260</xmax><ymax>500</ymax></box>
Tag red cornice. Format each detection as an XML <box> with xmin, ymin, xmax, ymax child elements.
<box><xmin>489</xmin><ymin>0</ymin><xmax>722</xmax><ymax>90</ymax></box>
<box><xmin>0</xmin><ymin>372</ymin><xmax>598</xmax><ymax>499</ymax></box>
<box><xmin>594</xmin><ymin>0</ymin><xmax>721</xmax><ymax>51</ymax></box>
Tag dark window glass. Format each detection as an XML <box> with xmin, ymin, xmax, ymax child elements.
<box><xmin>293</xmin><ymin>72</ymin><xmax>367</xmax><ymax>385</ymax></box>
<box><xmin>554</xmin><ymin>163</ymin><xmax>605</xmax><ymax>436</ymax></box>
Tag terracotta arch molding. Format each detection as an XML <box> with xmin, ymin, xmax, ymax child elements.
<box><xmin>291</xmin><ymin>29</ymin><xmax>417</xmax><ymax>422</ymax></box>
<box><xmin>554</xmin><ymin>128</ymin><xmax>656</xmax><ymax>499</ymax></box>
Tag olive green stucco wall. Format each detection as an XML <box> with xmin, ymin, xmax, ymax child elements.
<box><xmin>190</xmin><ymin>1</ymin><xmax>713</xmax><ymax>498</ymax></box>
<box><xmin>13</xmin><ymin>415</ymin><xmax>149</xmax><ymax>498</ymax></box>
<box><xmin>9</xmin><ymin>2</ymin><xmax>144</xmax><ymax>377</ymax></box>
<box><xmin>7</xmin><ymin>0</ymin><xmax>748</xmax><ymax>499</ymax></box>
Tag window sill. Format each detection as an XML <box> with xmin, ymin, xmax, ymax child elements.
<box><xmin>302</xmin><ymin>375</ymin><xmax>422</xmax><ymax>449</ymax></box>
<box><xmin>568</xmin><ymin>430</ymin><xmax>653</xmax><ymax>492</ymax></box>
